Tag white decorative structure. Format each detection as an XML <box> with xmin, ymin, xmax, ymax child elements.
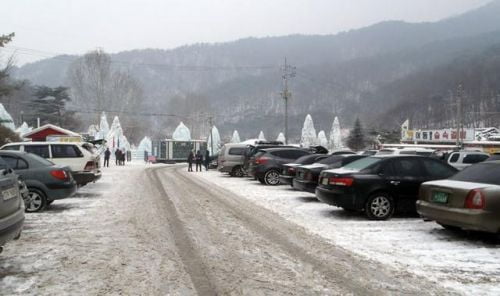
<box><xmin>276</xmin><ymin>132</ymin><xmax>286</xmax><ymax>143</ymax></box>
<box><xmin>317</xmin><ymin>130</ymin><xmax>328</xmax><ymax>147</ymax></box>
<box><xmin>107</xmin><ymin>116</ymin><xmax>130</xmax><ymax>150</ymax></box>
<box><xmin>329</xmin><ymin>116</ymin><xmax>343</xmax><ymax>150</ymax></box>
<box><xmin>16</xmin><ymin>122</ymin><xmax>32</xmax><ymax>136</ymax></box>
<box><xmin>98</xmin><ymin>112</ymin><xmax>110</xmax><ymax>140</ymax></box>
<box><xmin>258</xmin><ymin>131</ymin><xmax>266</xmax><ymax>141</ymax></box>
<box><xmin>207</xmin><ymin>126</ymin><xmax>221</xmax><ymax>156</ymax></box>
<box><xmin>0</xmin><ymin>103</ymin><xmax>16</xmax><ymax>131</ymax></box>
<box><xmin>300</xmin><ymin>114</ymin><xmax>317</xmax><ymax>148</ymax></box>
<box><xmin>172</xmin><ymin>122</ymin><xmax>192</xmax><ymax>141</ymax></box>
<box><xmin>230</xmin><ymin>130</ymin><xmax>241</xmax><ymax>143</ymax></box>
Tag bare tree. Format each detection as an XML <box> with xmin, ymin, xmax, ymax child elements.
<box><xmin>67</xmin><ymin>49</ymin><xmax>146</xmax><ymax>143</ymax></box>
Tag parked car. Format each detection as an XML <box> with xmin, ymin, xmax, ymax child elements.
<box><xmin>0</xmin><ymin>158</ymin><xmax>24</xmax><ymax>253</ymax></box>
<box><xmin>249</xmin><ymin>148</ymin><xmax>311</xmax><ymax>185</ymax></box>
<box><xmin>486</xmin><ymin>152</ymin><xmax>500</xmax><ymax>161</ymax></box>
<box><xmin>315</xmin><ymin>155</ymin><xmax>458</xmax><ymax>220</ymax></box>
<box><xmin>243</xmin><ymin>141</ymin><xmax>287</xmax><ymax>175</ymax></box>
<box><xmin>218</xmin><ymin>143</ymin><xmax>247</xmax><ymax>177</ymax></box>
<box><xmin>417</xmin><ymin>161</ymin><xmax>500</xmax><ymax>233</ymax></box>
<box><xmin>0</xmin><ymin>151</ymin><xmax>77</xmax><ymax>212</ymax></box>
<box><xmin>293</xmin><ymin>155</ymin><xmax>366</xmax><ymax>193</ymax></box>
<box><xmin>1</xmin><ymin>142</ymin><xmax>101</xmax><ymax>186</ymax></box>
<box><xmin>279</xmin><ymin>154</ymin><xmax>329</xmax><ymax>186</ymax></box>
<box><xmin>376</xmin><ymin>147</ymin><xmax>435</xmax><ymax>156</ymax></box>
<box><xmin>445</xmin><ymin>151</ymin><xmax>489</xmax><ymax>170</ymax></box>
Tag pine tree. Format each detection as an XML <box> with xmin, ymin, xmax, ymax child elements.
<box><xmin>347</xmin><ymin>118</ymin><xmax>366</xmax><ymax>151</ymax></box>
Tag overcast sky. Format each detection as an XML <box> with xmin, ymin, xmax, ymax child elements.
<box><xmin>1</xmin><ymin>0</ymin><xmax>492</xmax><ymax>65</ymax></box>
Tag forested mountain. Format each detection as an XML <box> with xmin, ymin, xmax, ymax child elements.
<box><xmin>12</xmin><ymin>0</ymin><xmax>500</xmax><ymax>141</ymax></box>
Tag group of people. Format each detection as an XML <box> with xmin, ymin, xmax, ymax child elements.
<box><xmin>103</xmin><ymin>147</ymin><xmax>128</xmax><ymax>167</ymax></box>
<box><xmin>187</xmin><ymin>150</ymin><xmax>210</xmax><ymax>172</ymax></box>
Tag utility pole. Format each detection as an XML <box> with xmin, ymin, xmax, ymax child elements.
<box><xmin>281</xmin><ymin>57</ymin><xmax>296</xmax><ymax>144</ymax></box>
<box><xmin>456</xmin><ymin>84</ymin><xmax>464</xmax><ymax>148</ymax></box>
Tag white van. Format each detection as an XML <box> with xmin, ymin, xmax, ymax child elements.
<box><xmin>0</xmin><ymin>142</ymin><xmax>101</xmax><ymax>186</ymax></box>
<box><xmin>218</xmin><ymin>143</ymin><xmax>247</xmax><ymax>177</ymax></box>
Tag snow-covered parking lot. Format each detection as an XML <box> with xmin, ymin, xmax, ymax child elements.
<box><xmin>195</xmin><ymin>171</ymin><xmax>500</xmax><ymax>295</ymax></box>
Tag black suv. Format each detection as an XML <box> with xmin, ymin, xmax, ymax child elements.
<box><xmin>243</xmin><ymin>141</ymin><xmax>287</xmax><ymax>175</ymax></box>
<box><xmin>315</xmin><ymin>155</ymin><xmax>458</xmax><ymax>220</ymax></box>
<box><xmin>249</xmin><ymin>148</ymin><xmax>311</xmax><ymax>185</ymax></box>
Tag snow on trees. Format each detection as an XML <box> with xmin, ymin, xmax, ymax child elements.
<box><xmin>329</xmin><ymin>116</ymin><xmax>343</xmax><ymax>151</ymax></box>
<box><xmin>0</xmin><ymin>103</ymin><xmax>16</xmax><ymax>131</ymax></box>
<box><xmin>300</xmin><ymin>114</ymin><xmax>317</xmax><ymax>148</ymax></box>
<box><xmin>276</xmin><ymin>132</ymin><xmax>286</xmax><ymax>143</ymax></box>
<box><xmin>172</xmin><ymin>122</ymin><xmax>192</xmax><ymax>141</ymax></box>
<box><xmin>317</xmin><ymin>130</ymin><xmax>328</xmax><ymax>147</ymax></box>
<box><xmin>230</xmin><ymin>130</ymin><xmax>241</xmax><ymax>143</ymax></box>
<box><xmin>258</xmin><ymin>131</ymin><xmax>266</xmax><ymax>141</ymax></box>
<box><xmin>207</xmin><ymin>126</ymin><xmax>221</xmax><ymax>156</ymax></box>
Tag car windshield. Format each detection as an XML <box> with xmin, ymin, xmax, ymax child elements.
<box><xmin>318</xmin><ymin>155</ymin><xmax>343</xmax><ymax>165</ymax></box>
<box><xmin>342</xmin><ymin>157</ymin><xmax>382</xmax><ymax>171</ymax></box>
<box><xmin>449</xmin><ymin>163</ymin><xmax>500</xmax><ymax>185</ymax></box>
<box><xmin>295</xmin><ymin>155</ymin><xmax>320</xmax><ymax>164</ymax></box>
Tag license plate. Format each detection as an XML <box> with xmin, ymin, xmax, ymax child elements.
<box><xmin>2</xmin><ymin>187</ymin><xmax>18</xmax><ymax>201</ymax></box>
<box><xmin>431</xmin><ymin>191</ymin><xmax>449</xmax><ymax>204</ymax></box>
<box><xmin>321</xmin><ymin>178</ymin><xmax>329</xmax><ymax>185</ymax></box>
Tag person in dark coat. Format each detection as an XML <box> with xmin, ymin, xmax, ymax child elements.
<box><xmin>104</xmin><ymin>148</ymin><xmax>111</xmax><ymax>167</ymax></box>
<box><xmin>121</xmin><ymin>149</ymin><xmax>126</xmax><ymax>166</ymax></box>
<box><xmin>204</xmin><ymin>150</ymin><xmax>210</xmax><ymax>171</ymax></box>
<box><xmin>195</xmin><ymin>150</ymin><xmax>203</xmax><ymax>172</ymax></box>
<box><xmin>187</xmin><ymin>150</ymin><xmax>194</xmax><ymax>172</ymax></box>
<box><xmin>115</xmin><ymin>149</ymin><xmax>121</xmax><ymax>165</ymax></box>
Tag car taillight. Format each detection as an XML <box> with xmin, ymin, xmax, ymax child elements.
<box><xmin>51</xmin><ymin>170</ymin><xmax>69</xmax><ymax>181</ymax></box>
<box><xmin>84</xmin><ymin>161</ymin><xmax>96</xmax><ymax>171</ymax></box>
<box><xmin>329</xmin><ymin>177</ymin><xmax>354</xmax><ymax>186</ymax></box>
<box><xmin>255</xmin><ymin>157</ymin><xmax>269</xmax><ymax>165</ymax></box>
<box><xmin>465</xmin><ymin>189</ymin><xmax>485</xmax><ymax>209</ymax></box>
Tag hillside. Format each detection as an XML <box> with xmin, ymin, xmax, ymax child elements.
<box><xmin>12</xmin><ymin>0</ymin><xmax>500</xmax><ymax>141</ymax></box>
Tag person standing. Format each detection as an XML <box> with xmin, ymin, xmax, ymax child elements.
<box><xmin>204</xmin><ymin>150</ymin><xmax>210</xmax><ymax>171</ymax></box>
<box><xmin>121</xmin><ymin>149</ymin><xmax>126</xmax><ymax>166</ymax></box>
<box><xmin>187</xmin><ymin>150</ymin><xmax>194</xmax><ymax>172</ymax></box>
<box><xmin>195</xmin><ymin>150</ymin><xmax>203</xmax><ymax>172</ymax></box>
<box><xmin>115</xmin><ymin>149</ymin><xmax>121</xmax><ymax>165</ymax></box>
<box><xmin>104</xmin><ymin>148</ymin><xmax>111</xmax><ymax>167</ymax></box>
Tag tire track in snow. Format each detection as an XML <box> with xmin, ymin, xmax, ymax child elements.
<box><xmin>148</xmin><ymin>167</ymin><xmax>217</xmax><ymax>296</ymax></box>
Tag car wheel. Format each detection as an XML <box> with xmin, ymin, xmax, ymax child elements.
<box><xmin>364</xmin><ymin>193</ymin><xmax>394</xmax><ymax>220</ymax></box>
<box><xmin>25</xmin><ymin>188</ymin><xmax>47</xmax><ymax>213</ymax></box>
<box><xmin>264</xmin><ymin>170</ymin><xmax>280</xmax><ymax>186</ymax></box>
<box><xmin>232</xmin><ymin>166</ymin><xmax>244</xmax><ymax>177</ymax></box>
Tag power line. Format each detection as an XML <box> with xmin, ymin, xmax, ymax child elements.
<box><xmin>2</xmin><ymin>45</ymin><xmax>279</xmax><ymax>72</ymax></box>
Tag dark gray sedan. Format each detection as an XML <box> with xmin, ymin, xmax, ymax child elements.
<box><xmin>0</xmin><ymin>151</ymin><xmax>77</xmax><ymax>212</ymax></box>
